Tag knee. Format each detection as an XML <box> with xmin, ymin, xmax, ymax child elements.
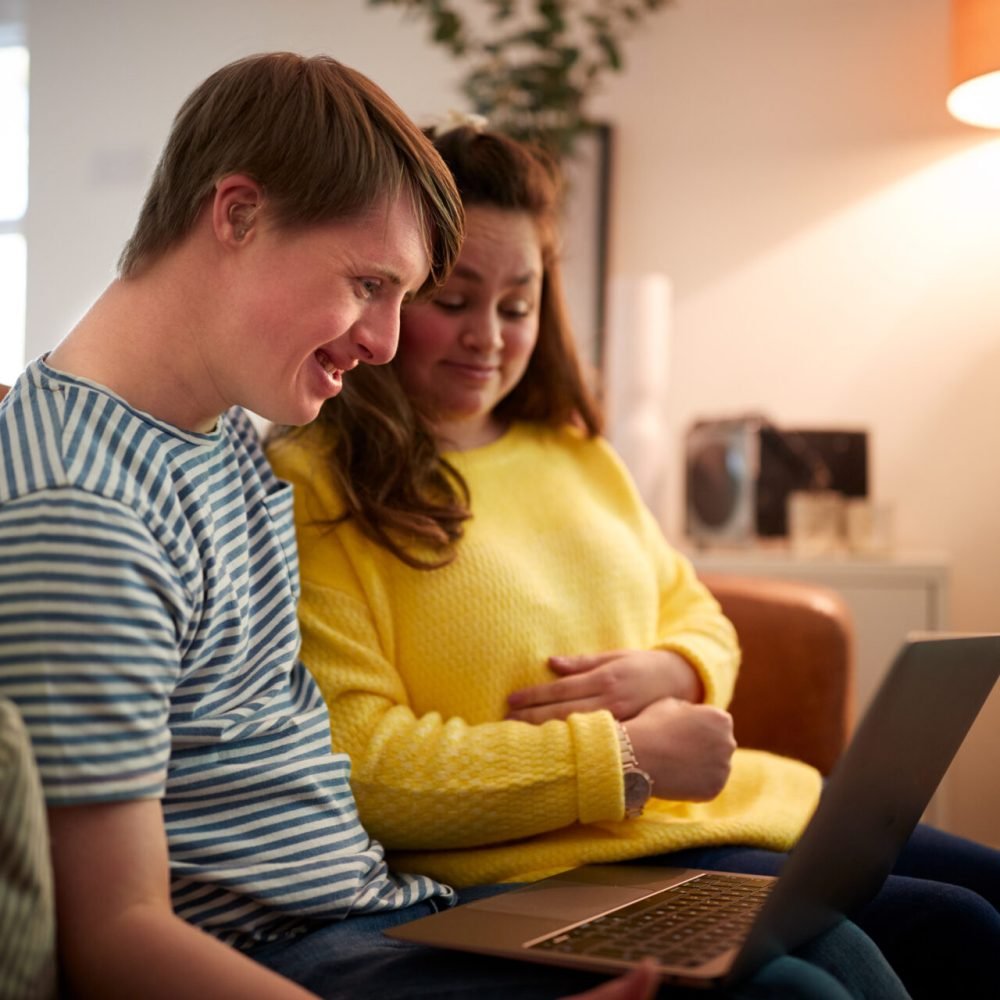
<box><xmin>870</xmin><ymin>879</ymin><xmax>1000</xmax><ymax>947</ymax></box>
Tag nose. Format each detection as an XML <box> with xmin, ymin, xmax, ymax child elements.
<box><xmin>460</xmin><ymin>308</ymin><xmax>503</xmax><ymax>353</ymax></box>
<box><xmin>354</xmin><ymin>311</ymin><xmax>400</xmax><ymax>366</ymax></box>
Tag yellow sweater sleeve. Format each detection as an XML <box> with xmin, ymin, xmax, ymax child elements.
<box><xmin>300</xmin><ymin>578</ymin><xmax>623</xmax><ymax>849</ymax></box>
<box><xmin>648</xmin><ymin>529</ymin><xmax>741</xmax><ymax>709</ymax></box>
<box><xmin>269</xmin><ymin>431</ymin><xmax>625</xmax><ymax>851</ymax></box>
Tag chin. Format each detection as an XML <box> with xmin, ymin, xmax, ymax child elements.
<box><xmin>440</xmin><ymin>394</ymin><xmax>493</xmax><ymax>419</ymax></box>
<box><xmin>257</xmin><ymin>396</ymin><xmax>326</xmax><ymax>429</ymax></box>
<box><xmin>290</xmin><ymin>402</ymin><xmax>328</xmax><ymax>427</ymax></box>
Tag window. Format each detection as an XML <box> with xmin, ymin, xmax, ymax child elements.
<box><xmin>0</xmin><ymin>35</ymin><xmax>28</xmax><ymax>385</ymax></box>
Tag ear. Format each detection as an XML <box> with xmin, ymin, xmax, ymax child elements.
<box><xmin>212</xmin><ymin>174</ymin><xmax>265</xmax><ymax>247</ymax></box>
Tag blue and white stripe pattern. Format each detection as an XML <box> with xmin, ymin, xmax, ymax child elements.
<box><xmin>0</xmin><ymin>358</ymin><xmax>451</xmax><ymax>947</ymax></box>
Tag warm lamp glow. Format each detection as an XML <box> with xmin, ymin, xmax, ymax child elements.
<box><xmin>948</xmin><ymin>71</ymin><xmax>1000</xmax><ymax>127</ymax></box>
<box><xmin>948</xmin><ymin>0</ymin><xmax>1000</xmax><ymax>128</ymax></box>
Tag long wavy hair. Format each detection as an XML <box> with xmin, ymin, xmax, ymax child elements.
<box><xmin>284</xmin><ymin>125</ymin><xmax>603</xmax><ymax>568</ymax></box>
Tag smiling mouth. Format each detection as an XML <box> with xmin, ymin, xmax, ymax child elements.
<box><xmin>315</xmin><ymin>349</ymin><xmax>343</xmax><ymax>381</ymax></box>
<box><xmin>446</xmin><ymin>361</ymin><xmax>498</xmax><ymax>378</ymax></box>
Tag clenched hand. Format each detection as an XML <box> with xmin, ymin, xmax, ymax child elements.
<box><xmin>625</xmin><ymin>698</ymin><xmax>736</xmax><ymax>802</ymax></box>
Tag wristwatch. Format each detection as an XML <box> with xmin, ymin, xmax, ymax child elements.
<box><xmin>615</xmin><ymin>722</ymin><xmax>654</xmax><ymax>819</ymax></box>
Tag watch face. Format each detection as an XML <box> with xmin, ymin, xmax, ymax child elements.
<box><xmin>624</xmin><ymin>769</ymin><xmax>653</xmax><ymax>805</ymax></box>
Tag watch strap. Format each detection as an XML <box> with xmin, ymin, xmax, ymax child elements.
<box><xmin>615</xmin><ymin>721</ymin><xmax>654</xmax><ymax>819</ymax></box>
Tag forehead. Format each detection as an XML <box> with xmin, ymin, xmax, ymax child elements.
<box><xmin>330</xmin><ymin>194</ymin><xmax>431</xmax><ymax>287</ymax></box>
<box><xmin>457</xmin><ymin>206</ymin><xmax>542</xmax><ymax>277</ymax></box>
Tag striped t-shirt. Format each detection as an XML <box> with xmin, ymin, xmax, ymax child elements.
<box><xmin>0</xmin><ymin>358</ymin><xmax>451</xmax><ymax>948</ymax></box>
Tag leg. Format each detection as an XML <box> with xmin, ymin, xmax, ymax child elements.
<box><xmin>893</xmin><ymin>823</ymin><xmax>1000</xmax><ymax>908</ymax></box>
<box><xmin>746</xmin><ymin>920</ymin><xmax>909</xmax><ymax>1000</ymax></box>
<box><xmin>246</xmin><ymin>892</ymin><xmax>628</xmax><ymax>1000</ymax></box>
<box><xmin>851</xmin><ymin>872</ymin><xmax>998</xmax><ymax>998</ymax></box>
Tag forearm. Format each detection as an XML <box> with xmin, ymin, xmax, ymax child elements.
<box><xmin>301</xmin><ymin>582</ymin><xmax>625</xmax><ymax>848</ymax></box>
<box><xmin>655</xmin><ymin>553</ymin><xmax>740</xmax><ymax>708</ymax></box>
<box><xmin>60</xmin><ymin>905</ymin><xmax>315</xmax><ymax>1000</ymax></box>
<box><xmin>655</xmin><ymin>625</ymin><xmax>737</xmax><ymax>708</ymax></box>
<box><xmin>341</xmin><ymin>698</ymin><xmax>622</xmax><ymax>848</ymax></box>
<box><xmin>48</xmin><ymin>800</ymin><xmax>314</xmax><ymax>1000</ymax></box>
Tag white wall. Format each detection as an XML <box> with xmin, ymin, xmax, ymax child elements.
<box><xmin>24</xmin><ymin>0</ymin><xmax>1000</xmax><ymax>844</ymax></box>
<box><xmin>586</xmin><ymin>0</ymin><xmax>1000</xmax><ymax>846</ymax></box>
<box><xmin>24</xmin><ymin>0</ymin><xmax>461</xmax><ymax>352</ymax></box>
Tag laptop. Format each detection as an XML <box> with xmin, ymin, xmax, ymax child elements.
<box><xmin>387</xmin><ymin>633</ymin><xmax>1000</xmax><ymax>988</ymax></box>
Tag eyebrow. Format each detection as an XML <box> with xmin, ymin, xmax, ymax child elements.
<box><xmin>372</xmin><ymin>263</ymin><xmax>425</xmax><ymax>301</ymax></box>
<box><xmin>374</xmin><ymin>265</ymin><xmax>404</xmax><ymax>286</ymax></box>
<box><xmin>450</xmin><ymin>265</ymin><xmax>538</xmax><ymax>286</ymax></box>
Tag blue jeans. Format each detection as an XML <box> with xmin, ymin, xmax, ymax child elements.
<box><xmin>247</xmin><ymin>884</ymin><xmax>907</xmax><ymax>999</ymax></box>
<box><xmin>659</xmin><ymin>822</ymin><xmax>1000</xmax><ymax>999</ymax></box>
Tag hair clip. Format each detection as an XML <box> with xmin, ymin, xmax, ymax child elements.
<box><xmin>435</xmin><ymin>109</ymin><xmax>489</xmax><ymax>137</ymax></box>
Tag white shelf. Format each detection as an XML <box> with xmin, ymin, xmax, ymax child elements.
<box><xmin>687</xmin><ymin>545</ymin><xmax>952</xmax><ymax>826</ymax></box>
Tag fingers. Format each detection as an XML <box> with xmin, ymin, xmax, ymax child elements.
<box><xmin>507</xmin><ymin>652</ymin><xmax>651</xmax><ymax>722</ymax></box>
<box><xmin>507</xmin><ymin>671</ymin><xmax>602</xmax><ymax>711</ymax></box>
<box><xmin>552</xmin><ymin>650</ymin><xmax>702</xmax><ymax>705</ymax></box>
<box><xmin>562</xmin><ymin>959</ymin><xmax>660</xmax><ymax>1000</ymax></box>
<box><xmin>548</xmin><ymin>651</ymin><xmax>627</xmax><ymax>674</ymax></box>
<box><xmin>506</xmin><ymin>676</ymin><xmax>609</xmax><ymax>722</ymax></box>
<box><xmin>507</xmin><ymin>650</ymin><xmax>693</xmax><ymax>724</ymax></box>
<box><xmin>626</xmin><ymin>699</ymin><xmax>736</xmax><ymax>801</ymax></box>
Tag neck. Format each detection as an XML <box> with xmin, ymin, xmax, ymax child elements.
<box><xmin>431</xmin><ymin>413</ymin><xmax>508</xmax><ymax>452</ymax></box>
<box><xmin>47</xmin><ymin>254</ymin><xmax>226</xmax><ymax>432</ymax></box>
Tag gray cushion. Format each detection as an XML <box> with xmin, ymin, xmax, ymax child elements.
<box><xmin>0</xmin><ymin>697</ymin><xmax>57</xmax><ymax>999</ymax></box>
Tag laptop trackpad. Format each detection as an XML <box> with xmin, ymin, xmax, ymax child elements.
<box><xmin>471</xmin><ymin>881</ymin><xmax>659</xmax><ymax>923</ymax></box>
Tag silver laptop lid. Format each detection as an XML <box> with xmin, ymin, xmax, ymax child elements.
<box><xmin>733</xmin><ymin>632</ymin><xmax>1000</xmax><ymax>978</ymax></box>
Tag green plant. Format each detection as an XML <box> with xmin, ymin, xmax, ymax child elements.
<box><xmin>368</xmin><ymin>0</ymin><xmax>672</xmax><ymax>156</ymax></box>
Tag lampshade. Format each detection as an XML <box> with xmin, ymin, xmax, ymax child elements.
<box><xmin>948</xmin><ymin>0</ymin><xmax>1000</xmax><ymax>128</ymax></box>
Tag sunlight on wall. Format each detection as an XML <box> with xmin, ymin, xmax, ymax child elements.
<box><xmin>676</xmin><ymin>136</ymin><xmax>1000</xmax><ymax>411</ymax></box>
<box><xmin>665</xmin><ymin>135</ymin><xmax>1000</xmax><ymax>556</ymax></box>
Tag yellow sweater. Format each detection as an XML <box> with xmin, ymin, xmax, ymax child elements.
<box><xmin>268</xmin><ymin>422</ymin><xmax>821</xmax><ymax>887</ymax></box>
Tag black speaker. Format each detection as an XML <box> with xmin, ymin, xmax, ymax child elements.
<box><xmin>685</xmin><ymin>417</ymin><xmax>868</xmax><ymax>546</ymax></box>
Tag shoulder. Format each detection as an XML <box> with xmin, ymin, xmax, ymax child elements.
<box><xmin>518</xmin><ymin>422</ymin><xmax>633</xmax><ymax>478</ymax></box>
<box><xmin>0</xmin><ymin>361</ymin><xmax>72</xmax><ymax>503</ymax></box>
<box><xmin>0</xmin><ymin>363</ymin><xmax>263</xmax><ymax>554</ymax></box>
<box><xmin>517</xmin><ymin>422</ymin><xmax>652</xmax><ymax>517</ymax></box>
<box><xmin>2</xmin><ymin>359</ymin><xmax>193</xmax><ymax>496</ymax></box>
<box><xmin>453</xmin><ymin>422</ymin><xmax>639</xmax><ymax>511</ymax></box>
<box><xmin>452</xmin><ymin>421</ymin><xmax>604</xmax><ymax>466</ymax></box>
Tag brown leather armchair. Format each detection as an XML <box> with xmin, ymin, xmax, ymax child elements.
<box><xmin>701</xmin><ymin>572</ymin><xmax>854</xmax><ymax>775</ymax></box>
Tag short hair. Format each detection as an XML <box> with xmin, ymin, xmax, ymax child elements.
<box><xmin>118</xmin><ymin>52</ymin><xmax>463</xmax><ymax>292</ymax></box>
<box><xmin>289</xmin><ymin>125</ymin><xmax>602</xmax><ymax>569</ymax></box>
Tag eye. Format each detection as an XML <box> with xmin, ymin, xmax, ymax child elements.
<box><xmin>357</xmin><ymin>277</ymin><xmax>382</xmax><ymax>299</ymax></box>
<box><xmin>501</xmin><ymin>297</ymin><xmax>534</xmax><ymax>319</ymax></box>
<box><xmin>434</xmin><ymin>293</ymin><xmax>466</xmax><ymax>312</ymax></box>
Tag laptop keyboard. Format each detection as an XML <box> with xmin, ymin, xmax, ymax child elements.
<box><xmin>528</xmin><ymin>873</ymin><xmax>773</xmax><ymax>968</ymax></box>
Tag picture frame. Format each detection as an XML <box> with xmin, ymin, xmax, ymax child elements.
<box><xmin>559</xmin><ymin>123</ymin><xmax>613</xmax><ymax>371</ymax></box>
